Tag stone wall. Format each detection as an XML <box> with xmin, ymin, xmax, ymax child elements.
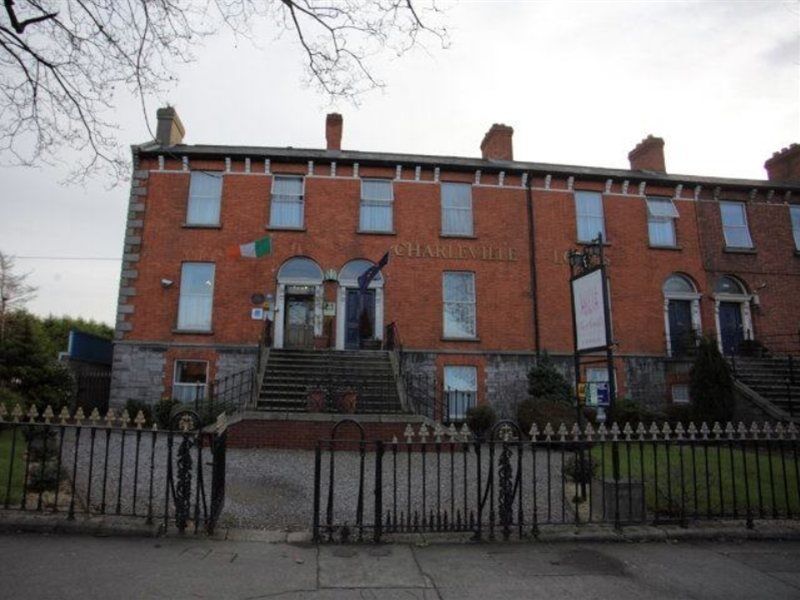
<box><xmin>109</xmin><ymin>343</ymin><xmax>167</xmax><ymax>407</ymax></box>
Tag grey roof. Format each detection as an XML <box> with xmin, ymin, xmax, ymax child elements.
<box><xmin>134</xmin><ymin>141</ymin><xmax>799</xmax><ymax>192</ymax></box>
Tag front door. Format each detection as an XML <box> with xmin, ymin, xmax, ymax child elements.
<box><xmin>285</xmin><ymin>295</ymin><xmax>315</xmax><ymax>349</ymax></box>
<box><xmin>719</xmin><ymin>301</ymin><xmax>744</xmax><ymax>355</ymax></box>
<box><xmin>668</xmin><ymin>299</ymin><xmax>693</xmax><ymax>357</ymax></box>
<box><xmin>345</xmin><ymin>289</ymin><xmax>375</xmax><ymax>350</ymax></box>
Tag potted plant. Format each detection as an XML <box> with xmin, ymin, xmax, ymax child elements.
<box><xmin>336</xmin><ymin>387</ymin><xmax>358</xmax><ymax>413</ymax></box>
<box><xmin>306</xmin><ymin>386</ymin><xmax>327</xmax><ymax>412</ymax></box>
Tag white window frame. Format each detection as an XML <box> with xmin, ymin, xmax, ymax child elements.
<box><xmin>443</xmin><ymin>365</ymin><xmax>478</xmax><ymax>421</ymax></box>
<box><xmin>177</xmin><ymin>262</ymin><xmax>215</xmax><ymax>332</ymax></box>
<box><xmin>671</xmin><ymin>384</ymin><xmax>690</xmax><ymax>404</ymax></box>
<box><xmin>574</xmin><ymin>191</ymin><xmax>606</xmax><ymax>242</ymax></box>
<box><xmin>720</xmin><ymin>201</ymin><xmax>753</xmax><ymax>249</ymax></box>
<box><xmin>359</xmin><ymin>178</ymin><xmax>394</xmax><ymax>232</ymax></box>
<box><xmin>441</xmin><ymin>182</ymin><xmax>474</xmax><ymax>236</ymax></box>
<box><xmin>443</xmin><ymin>271</ymin><xmax>477</xmax><ymax>339</ymax></box>
<box><xmin>172</xmin><ymin>360</ymin><xmax>209</xmax><ymax>403</ymax></box>
<box><xmin>792</xmin><ymin>206</ymin><xmax>800</xmax><ymax>251</ymax></box>
<box><xmin>186</xmin><ymin>171</ymin><xmax>223</xmax><ymax>226</ymax></box>
<box><xmin>269</xmin><ymin>175</ymin><xmax>305</xmax><ymax>229</ymax></box>
<box><xmin>662</xmin><ymin>275</ymin><xmax>702</xmax><ymax>357</ymax></box>
<box><xmin>646</xmin><ymin>197</ymin><xmax>679</xmax><ymax>247</ymax></box>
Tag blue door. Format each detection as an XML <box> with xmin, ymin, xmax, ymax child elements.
<box><xmin>719</xmin><ymin>301</ymin><xmax>744</xmax><ymax>355</ymax></box>
<box><xmin>345</xmin><ymin>289</ymin><xmax>375</xmax><ymax>350</ymax></box>
<box><xmin>668</xmin><ymin>300</ymin><xmax>693</xmax><ymax>356</ymax></box>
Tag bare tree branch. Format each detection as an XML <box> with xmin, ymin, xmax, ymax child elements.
<box><xmin>0</xmin><ymin>0</ymin><xmax>449</xmax><ymax>183</ymax></box>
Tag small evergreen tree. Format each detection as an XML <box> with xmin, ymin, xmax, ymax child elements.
<box><xmin>689</xmin><ymin>336</ymin><xmax>734</xmax><ymax>423</ymax></box>
<box><xmin>527</xmin><ymin>351</ymin><xmax>572</xmax><ymax>404</ymax></box>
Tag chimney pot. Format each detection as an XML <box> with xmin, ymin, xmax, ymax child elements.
<box><xmin>628</xmin><ymin>135</ymin><xmax>665</xmax><ymax>173</ymax></box>
<box><xmin>155</xmin><ymin>106</ymin><xmax>185</xmax><ymax>146</ymax></box>
<box><xmin>764</xmin><ymin>143</ymin><xmax>800</xmax><ymax>182</ymax></box>
<box><xmin>326</xmin><ymin>113</ymin><xmax>343</xmax><ymax>151</ymax></box>
<box><xmin>480</xmin><ymin>124</ymin><xmax>514</xmax><ymax>161</ymax></box>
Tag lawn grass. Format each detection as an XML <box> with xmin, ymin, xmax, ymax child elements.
<box><xmin>590</xmin><ymin>441</ymin><xmax>800</xmax><ymax>518</ymax></box>
<box><xmin>0</xmin><ymin>427</ymin><xmax>27</xmax><ymax>507</ymax></box>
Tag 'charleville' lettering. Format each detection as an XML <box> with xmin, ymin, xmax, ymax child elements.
<box><xmin>392</xmin><ymin>242</ymin><xmax>518</xmax><ymax>262</ymax></box>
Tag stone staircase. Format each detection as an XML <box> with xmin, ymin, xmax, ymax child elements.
<box><xmin>731</xmin><ymin>356</ymin><xmax>800</xmax><ymax>417</ymax></box>
<box><xmin>256</xmin><ymin>349</ymin><xmax>405</xmax><ymax>413</ymax></box>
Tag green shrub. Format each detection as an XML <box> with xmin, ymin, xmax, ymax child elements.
<box><xmin>516</xmin><ymin>398</ymin><xmax>577</xmax><ymax>435</ymax></box>
<box><xmin>466</xmin><ymin>404</ymin><xmax>496</xmax><ymax>439</ymax></box>
<box><xmin>25</xmin><ymin>429</ymin><xmax>59</xmax><ymax>462</ymax></box>
<box><xmin>155</xmin><ymin>397</ymin><xmax>182</xmax><ymax>429</ymax></box>
<box><xmin>528</xmin><ymin>352</ymin><xmax>572</xmax><ymax>404</ymax></box>
<box><xmin>607</xmin><ymin>397</ymin><xmax>661</xmax><ymax>427</ymax></box>
<box><xmin>664</xmin><ymin>403</ymin><xmax>694</xmax><ymax>425</ymax></box>
<box><xmin>690</xmin><ymin>336</ymin><xmax>734</xmax><ymax>423</ymax></box>
<box><xmin>563</xmin><ymin>454</ymin><xmax>598</xmax><ymax>485</ymax></box>
<box><xmin>0</xmin><ymin>386</ymin><xmax>25</xmax><ymax>414</ymax></box>
<box><xmin>26</xmin><ymin>461</ymin><xmax>64</xmax><ymax>493</ymax></box>
<box><xmin>124</xmin><ymin>399</ymin><xmax>153</xmax><ymax>427</ymax></box>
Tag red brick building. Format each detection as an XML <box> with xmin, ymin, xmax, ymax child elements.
<box><xmin>110</xmin><ymin>108</ymin><xmax>800</xmax><ymax>418</ymax></box>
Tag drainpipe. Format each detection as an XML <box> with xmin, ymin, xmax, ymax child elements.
<box><xmin>525</xmin><ymin>171</ymin><xmax>541</xmax><ymax>357</ymax></box>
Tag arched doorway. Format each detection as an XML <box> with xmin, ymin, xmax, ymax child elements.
<box><xmin>275</xmin><ymin>257</ymin><xmax>323</xmax><ymax>349</ymax></box>
<box><xmin>662</xmin><ymin>274</ymin><xmax>702</xmax><ymax>357</ymax></box>
<box><xmin>713</xmin><ymin>275</ymin><xmax>752</xmax><ymax>355</ymax></box>
<box><xmin>336</xmin><ymin>259</ymin><xmax>385</xmax><ymax>350</ymax></box>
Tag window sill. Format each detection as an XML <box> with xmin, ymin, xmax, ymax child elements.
<box><xmin>723</xmin><ymin>246</ymin><xmax>757</xmax><ymax>255</ymax></box>
<box><xmin>648</xmin><ymin>244</ymin><xmax>682</xmax><ymax>251</ymax></box>
<box><xmin>440</xmin><ymin>233</ymin><xmax>477</xmax><ymax>240</ymax></box>
<box><xmin>441</xmin><ymin>336</ymin><xmax>481</xmax><ymax>343</ymax></box>
<box><xmin>266</xmin><ymin>226</ymin><xmax>307</xmax><ymax>232</ymax></box>
<box><xmin>578</xmin><ymin>240</ymin><xmax>611</xmax><ymax>246</ymax></box>
<box><xmin>182</xmin><ymin>223</ymin><xmax>221</xmax><ymax>229</ymax></box>
<box><xmin>357</xmin><ymin>229</ymin><xmax>396</xmax><ymax>236</ymax></box>
<box><xmin>172</xmin><ymin>329</ymin><xmax>214</xmax><ymax>335</ymax></box>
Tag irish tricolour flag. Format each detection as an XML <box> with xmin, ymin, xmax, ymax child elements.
<box><xmin>228</xmin><ymin>236</ymin><xmax>272</xmax><ymax>258</ymax></box>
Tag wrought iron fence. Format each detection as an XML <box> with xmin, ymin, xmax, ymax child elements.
<box><xmin>0</xmin><ymin>403</ymin><xmax>228</xmax><ymax>535</ymax></box>
<box><xmin>313</xmin><ymin>419</ymin><xmax>800</xmax><ymax>543</ymax></box>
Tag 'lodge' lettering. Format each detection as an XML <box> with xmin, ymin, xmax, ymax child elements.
<box><xmin>391</xmin><ymin>242</ymin><xmax>519</xmax><ymax>262</ymax></box>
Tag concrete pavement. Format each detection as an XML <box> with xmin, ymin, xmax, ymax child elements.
<box><xmin>0</xmin><ymin>532</ymin><xmax>799</xmax><ymax>599</ymax></box>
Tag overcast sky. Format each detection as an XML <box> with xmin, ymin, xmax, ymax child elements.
<box><xmin>1</xmin><ymin>1</ymin><xmax>798</xmax><ymax>327</ymax></box>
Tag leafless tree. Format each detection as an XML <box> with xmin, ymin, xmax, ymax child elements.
<box><xmin>0</xmin><ymin>0</ymin><xmax>448</xmax><ymax>181</ymax></box>
<box><xmin>0</xmin><ymin>250</ymin><xmax>37</xmax><ymax>341</ymax></box>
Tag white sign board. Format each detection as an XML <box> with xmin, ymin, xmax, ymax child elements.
<box><xmin>572</xmin><ymin>269</ymin><xmax>608</xmax><ymax>351</ymax></box>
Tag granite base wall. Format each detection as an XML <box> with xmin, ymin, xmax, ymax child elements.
<box><xmin>109</xmin><ymin>343</ymin><xmax>167</xmax><ymax>408</ymax></box>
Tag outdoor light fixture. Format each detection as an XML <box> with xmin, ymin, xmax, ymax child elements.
<box><xmin>160</xmin><ymin>278</ymin><xmax>174</xmax><ymax>288</ymax></box>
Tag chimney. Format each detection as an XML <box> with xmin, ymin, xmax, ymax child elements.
<box><xmin>628</xmin><ymin>135</ymin><xmax>666</xmax><ymax>173</ymax></box>
<box><xmin>480</xmin><ymin>124</ymin><xmax>514</xmax><ymax>161</ymax></box>
<box><xmin>155</xmin><ymin>106</ymin><xmax>185</xmax><ymax>146</ymax></box>
<box><xmin>764</xmin><ymin>144</ymin><xmax>800</xmax><ymax>182</ymax></box>
<box><xmin>326</xmin><ymin>113</ymin><xmax>343</xmax><ymax>151</ymax></box>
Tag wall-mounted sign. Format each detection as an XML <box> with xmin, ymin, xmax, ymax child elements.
<box><xmin>323</xmin><ymin>301</ymin><xmax>336</xmax><ymax>316</ymax></box>
<box><xmin>391</xmin><ymin>242</ymin><xmax>518</xmax><ymax>262</ymax></box>
<box><xmin>251</xmin><ymin>308</ymin><xmax>265</xmax><ymax>320</ymax></box>
<box><xmin>572</xmin><ymin>269</ymin><xmax>607</xmax><ymax>351</ymax></box>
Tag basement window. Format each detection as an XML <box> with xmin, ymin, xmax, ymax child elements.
<box><xmin>173</xmin><ymin>360</ymin><xmax>208</xmax><ymax>403</ymax></box>
<box><xmin>444</xmin><ymin>366</ymin><xmax>477</xmax><ymax>422</ymax></box>
<box><xmin>671</xmin><ymin>384</ymin><xmax>690</xmax><ymax>404</ymax></box>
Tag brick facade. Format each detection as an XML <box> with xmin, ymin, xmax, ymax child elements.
<box><xmin>111</xmin><ymin>111</ymin><xmax>800</xmax><ymax>415</ymax></box>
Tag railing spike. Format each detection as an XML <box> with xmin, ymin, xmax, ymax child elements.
<box><xmin>786</xmin><ymin>422</ymin><xmax>798</xmax><ymax>440</ymax></box>
<box><xmin>11</xmin><ymin>403</ymin><xmax>23</xmax><ymax>423</ymax></box>
<box><xmin>571</xmin><ymin>422</ymin><xmax>581</xmax><ymax>441</ymax></box>
<box><xmin>724</xmin><ymin>422</ymin><xmax>735</xmax><ymax>439</ymax></box>
<box><xmin>543</xmin><ymin>422</ymin><xmax>554</xmax><ymax>442</ymax></box>
<box><xmin>584</xmin><ymin>422</ymin><xmax>595</xmax><ymax>442</ymax></box>
<box><xmin>762</xmin><ymin>422</ymin><xmax>773</xmax><ymax>439</ymax></box>
<box><xmin>105</xmin><ymin>407</ymin><xmax>116</xmax><ymax>427</ymax></box>
<box><xmin>58</xmin><ymin>406</ymin><xmax>70</xmax><ymax>425</ymax></box>
<box><xmin>736</xmin><ymin>421</ymin><xmax>748</xmax><ymax>439</ymax></box>
<box><xmin>74</xmin><ymin>406</ymin><xmax>85</xmax><ymax>426</ymax></box>
<box><xmin>26</xmin><ymin>404</ymin><xmax>39</xmax><ymax>422</ymax></box>
<box><xmin>609</xmin><ymin>422</ymin><xmax>620</xmax><ymax>442</ymax></box>
<box><xmin>134</xmin><ymin>410</ymin><xmax>146</xmax><ymax>429</ymax></box>
<box><xmin>700</xmin><ymin>422</ymin><xmax>710</xmax><ymax>440</ymax></box>
<box><xmin>42</xmin><ymin>405</ymin><xmax>55</xmax><ymax>424</ymax></box>
<box><xmin>418</xmin><ymin>423</ymin><xmax>429</xmax><ymax>443</ymax></box>
<box><xmin>687</xmin><ymin>422</ymin><xmax>698</xmax><ymax>440</ymax></box>
<box><xmin>596</xmin><ymin>422</ymin><xmax>607</xmax><ymax>442</ymax></box>
<box><xmin>446</xmin><ymin>423</ymin><xmax>458</xmax><ymax>441</ymax></box>
<box><xmin>120</xmin><ymin>409</ymin><xmax>130</xmax><ymax>428</ymax></box>
<box><xmin>391</xmin><ymin>435</ymin><xmax>398</xmax><ymax>445</ymax></box>
<box><xmin>404</xmin><ymin>424</ymin><xmax>415</xmax><ymax>443</ymax></box>
<box><xmin>433</xmin><ymin>422</ymin><xmax>445</xmax><ymax>443</ymax></box>
<box><xmin>459</xmin><ymin>422</ymin><xmax>471</xmax><ymax>442</ymax></box>
<box><xmin>89</xmin><ymin>407</ymin><xmax>101</xmax><ymax>425</ymax></box>
<box><xmin>775</xmin><ymin>423</ymin><xmax>785</xmax><ymax>440</ymax></box>
<box><xmin>528</xmin><ymin>422</ymin><xmax>539</xmax><ymax>440</ymax></box>
<box><xmin>622</xmin><ymin>422</ymin><xmax>633</xmax><ymax>441</ymax></box>
<box><xmin>648</xmin><ymin>422</ymin><xmax>660</xmax><ymax>440</ymax></box>
<box><xmin>749</xmin><ymin>422</ymin><xmax>761</xmax><ymax>438</ymax></box>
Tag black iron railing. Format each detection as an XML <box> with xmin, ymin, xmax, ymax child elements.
<box><xmin>0</xmin><ymin>404</ymin><xmax>227</xmax><ymax>535</ymax></box>
<box><xmin>313</xmin><ymin>419</ymin><xmax>800</xmax><ymax>543</ymax></box>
